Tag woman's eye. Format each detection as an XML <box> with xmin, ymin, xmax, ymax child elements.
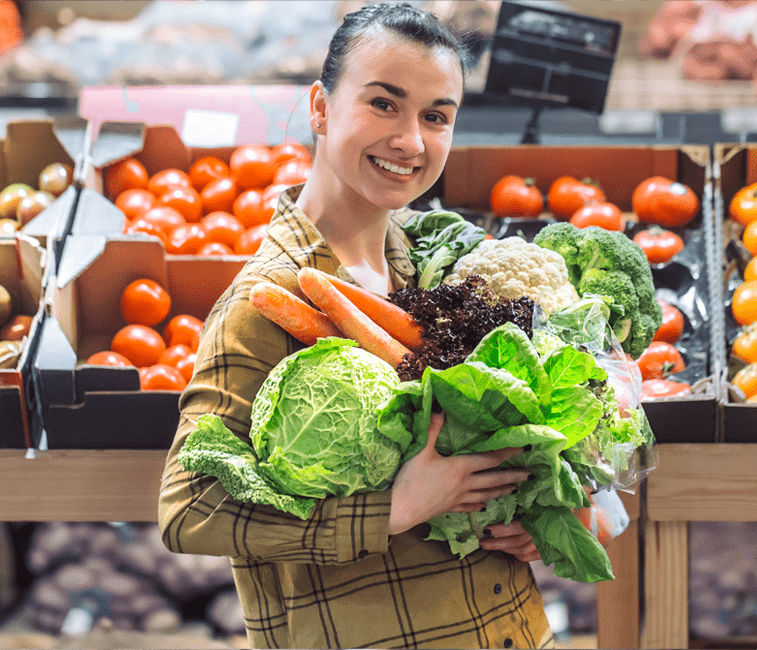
<box><xmin>424</xmin><ymin>112</ymin><xmax>448</xmax><ymax>125</ymax></box>
<box><xmin>371</xmin><ymin>98</ymin><xmax>393</xmax><ymax>111</ymax></box>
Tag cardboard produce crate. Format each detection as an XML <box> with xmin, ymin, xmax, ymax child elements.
<box><xmin>436</xmin><ymin>144</ymin><xmax>717</xmax><ymax>443</ymax></box>
<box><xmin>714</xmin><ymin>143</ymin><xmax>757</xmax><ymax>443</ymax></box>
<box><xmin>33</xmin><ymin>236</ymin><xmax>246</xmax><ymax>449</ymax></box>
<box><xmin>0</xmin><ymin>234</ymin><xmax>48</xmax><ymax>448</ymax></box>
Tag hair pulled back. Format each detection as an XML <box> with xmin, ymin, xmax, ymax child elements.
<box><xmin>320</xmin><ymin>2</ymin><xmax>468</xmax><ymax>95</ymax></box>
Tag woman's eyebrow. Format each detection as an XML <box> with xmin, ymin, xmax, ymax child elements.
<box><xmin>363</xmin><ymin>81</ymin><xmax>458</xmax><ymax>109</ymax></box>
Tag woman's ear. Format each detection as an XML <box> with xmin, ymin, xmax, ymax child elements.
<box><xmin>309</xmin><ymin>81</ymin><xmax>327</xmax><ymax>135</ymax></box>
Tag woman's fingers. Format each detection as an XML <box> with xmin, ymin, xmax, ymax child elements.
<box><xmin>479</xmin><ymin>521</ymin><xmax>541</xmax><ymax>562</ymax></box>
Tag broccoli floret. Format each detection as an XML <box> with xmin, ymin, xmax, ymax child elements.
<box><xmin>534</xmin><ymin>223</ymin><xmax>662</xmax><ymax>359</ymax></box>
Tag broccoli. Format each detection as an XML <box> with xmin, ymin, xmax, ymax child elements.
<box><xmin>534</xmin><ymin>223</ymin><xmax>662</xmax><ymax>359</ymax></box>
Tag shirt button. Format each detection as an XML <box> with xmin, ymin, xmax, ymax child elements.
<box><xmin>358</xmin><ymin>549</ymin><xmax>369</xmax><ymax>559</ymax></box>
<box><xmin>493</xmin><ymin>583</ymin><xmax>502</xmax><ymax>594</ymax></box>
<box><xmin>503</xmin><ymin>638</ymin><xmax>513</xmax><ymax>648</ymax></box>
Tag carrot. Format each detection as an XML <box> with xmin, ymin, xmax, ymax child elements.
<box><xmin>324</xmin><ymin>274</ymin><xmax>425</xmax><ymax>352</ymax></box>
<box><xmin>297</xmin><ymin>267</ymin><xmax>412</xmax><ymax>368</ymax></box>
<box><xmin>249</xmin><ymin>282</ymin><xmax>342</xmax><ymax>346</ymax></box>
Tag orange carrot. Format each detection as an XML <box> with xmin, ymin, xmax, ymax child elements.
<box><xmin>249</xmin><ymin>282</ymin><xmax>342</xmax><ymax>346</ymax></box>
<box><xmin>324</xmin><ymin>274</ymin><xmax>426</xmax><ymax>352</ymax></box>
<box><xmin>297</xmin><ymin>267</ymin><xmax>412</xmax><ymax>368</ymax></box>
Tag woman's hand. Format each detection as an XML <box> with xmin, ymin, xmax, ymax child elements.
<box><xmin>478</xmin><ymin>520</ymin><xmax>541</xmax><ymax>563</ymax></box>
<box><xmin>388</xmin><ymin>412</ymin><xmax>532</xmax><ymax>536</ymax></box>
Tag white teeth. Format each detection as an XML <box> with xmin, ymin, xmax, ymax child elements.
<box><xmin>371</xmin><ymin>156</ymin><xmax>413</xmax><ymax>175</ymax></box>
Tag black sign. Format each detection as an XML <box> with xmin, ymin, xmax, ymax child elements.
<box><xmin>484</xmin><ymin>2</ymin><xmax>621</xmax><ymax>114</ymax></box>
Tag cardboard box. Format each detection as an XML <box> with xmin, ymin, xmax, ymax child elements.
<box><xmin>714</xmin><ymin>143</ymin><xmax>757</xmax><ymax>443</ymax></box>
<box><xmin>438</xmin><ymin>144</ymin><xmax>717</xmax><ymax>443</ymax></box>
<box><xmin>0</xmin><ymin>234</ymin><xmax>48</xmax><ymax>448</ymax></box>
<box><xmin>34</xmin><ymin>236</ymin><xmax>247</xmax><ymax>449</ymax></box>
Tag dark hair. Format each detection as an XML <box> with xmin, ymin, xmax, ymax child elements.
<box><xmin>320</xmin><ymin>2</ymin><xmax>469</xmax><ymax>94</ymax></box>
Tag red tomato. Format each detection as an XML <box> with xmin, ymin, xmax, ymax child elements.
<box><xmin>233</xmin><ymin>189</ymin><xmax>269</xmax><ymax>228</ymax></box>
<box><xmin>745</xmin><ymin>257</ymin><xmax>757</xmax><ymax>283</ymax></box>
<box><xmin>147</xmin><ymin>168</ymin><xmax>192</xmax><ymax>196</ymax></box>
<box><xmin>230</xmin><ymin>144</ymin><xmax>276</xmax><ymax>190</ymax></box>
<box><xmin>632</xmin><ymin>176</ymin><xmax>699</xmax><ymax>227</ymax></box>
<box><xmin>175</xmin><ymin>353</ymin><xmax>196</xmax><ymax>383</ymax></box>
<box><xmin>139</xmin><ymin>363</ymin><xmax>187</xmax><ymax>391</ymax></box>
<box><xmin>197</xmin><ymin>241</ymin><xmax>234</xmax><ymax>256</ymax></box>
<box><xmin>139</xmin><ymin>206</ymin><xmax>186</xmax><ymax>234</ymax></box>
<box><xmin>157</xmin><ymin>343</ymin><xmax>193</xmax><ymax>368</ymax></box>
<box><xmin>271</xmin><ymin>142</ymin><xmax>311</xmax><ymax>166</ymax></box>
<box><xmin>120</xmin><ymin>278</ymin><xmax>171</xmax><ymax>327</ymax></box>
<box><xmin>200</xmin><ymin>176</ymin><xmax>239</xmax><ymax>215</ymax></box>
<box><xmin>633</xmin><ymin>227</ymin><xmax>685</xmax><ymax>264</ymax></box>
<box><xmin>732</xmin><ymin>280</ymin><xmax>757</xmax><ymax>326</ymax></box>
<box><xmin>261</xmin><ymin>183</ymin><xmax>288</xmax><ymax>220</ymax></box>
<box><xmin>636</xmin><ymin>341</ymin><xmax>686</xmax><ymax>380</ymax></box>
<box><xmin>235</xmin><ymin>225</ymin><xmax>267</xmax><ymax>255</ymax></box>
<box><xmin>733</xmin><ymin>325</ymin><xmax>757</xmax><ymax>364</ymax></box>
<box><xmin>123</xmin><ymin>217</ymin><xmax>169</xmax><ymax>247</ymax></box>
<box><xmin>115</xmin><ymin>189</ymin><xmax>157</xmax><ymax>220</ymax></box>
<box><xmin>105</xmin><ymin>158</ymin><xmax>149</xmax><ymax>199</ymax></box>
<box><xmin>272</xmin><ymin>158</ymin><xmax>311</xmax><ymax>186</ymax></box>
<box><xmin>86</xmin><ymin>350</ymin><xmax>133</xmax><ymax>366</ymax></box>
<box><xmin>157</xmin><ymin>185</ymin><xmax>203</xmax><ymax>223</ymax></box>
<box><xmin>732</xmin><ymin>363</ymin><xmax>757</xmax><ymax>399</ymax></box>
<box><xmin>729</xmin><ymin>182</ymin><xmax>757</xmax><ymax>226</ymax></box>
<box><xmin>489</xmin><ymin>175</ymin><xmax>543</xmax><ymax>218</ymax></box>
<box><xmin>547</xmin><ymin>176</ymin><xmax>606</xmax><ymax>220</ymax></box>
<box><xmin>188</xmin><ymin>156</ymin><xmax>230</xmax><ymax>192</ymax></box>
<box><xmin>640</xmin><ymin>378</ymin><xmax>692</xmax><ymax>401</ymax></box>
<box><xmin>742</xmin><ymin>220</ymin><xmax>757</xmax><ymax>256</ymax></box>
<box><xmin>111</xmin><ymin>324</ymin><xmax>166</xmax><ymax>367</ymax></box>
<box><xmin>200</xmin><ymin>211</ymin><xmax>244</xmax><ymax>248</ymax></box>
<box><xmin>569</xmin><ymin>202</ymin><xmax>624</xmax><ymax>231</ymax></box>
<box><xmin>163</xmin><ymin>314</ymin><xmax>204</xmax><ymax>348</ymax></box>
<box><xmin>190</xmin><ymin>330</ymin><xmax>201</xmax><ymax>353</ymax></box>
<box><xmin>574</xmin><ymin>504</ymin><xmax>614</xmax><ymax>548</ymax></box>
<box><xmin>165</xmin><ymin>224</ymin><xmax>208</xmax><ymax>255</ymax></box>
<box><xmin>0</xmin><ymin>315</ymin><xmax>32</xmax><ymax>341</ymax></box>
<box><xmin>654</xmin><ymin>299</ymin><xmax>685</xmax><ymax>344</ymax></box>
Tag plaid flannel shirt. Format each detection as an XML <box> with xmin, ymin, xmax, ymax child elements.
<box><xmin>158</xmin><ymin>186</ymin><xmax>554</xmax><ymax>649</ymax></box>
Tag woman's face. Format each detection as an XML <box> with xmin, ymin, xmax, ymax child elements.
<box><xmin>315</xmin><ymin>32</ymin><xmax>464</xmax><ymax>213</ymax></box>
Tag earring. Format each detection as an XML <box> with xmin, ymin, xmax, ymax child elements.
<box><xmin>316</xmin><ymin>123</ymin><xmax>322</xmax><ymax>128</ymax></box>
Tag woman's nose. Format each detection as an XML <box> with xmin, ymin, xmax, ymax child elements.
<box><xmin>389</xmin><ymin>118</ymin><xmax>424</xmax><ymax>156</ymax></box>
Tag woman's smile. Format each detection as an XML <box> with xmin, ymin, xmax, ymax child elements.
<box><xmin>368</xmin><ymin>155</ymin><xmax>419</xmax><ymax>180</ymax></box>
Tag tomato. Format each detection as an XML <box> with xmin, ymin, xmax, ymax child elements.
<box><xmin>86</xmin><ymin>350</ymin><xmax>133</xmax><ymax>366</ymax></box>
<box><xmin>105</xmin><ymin>158</ymin><xmax>148</xmax><ymax>199</ymax></box>
<box><xmin>0</xmin><ymin>315</ymin><xmax>32</xmax><ymax>341</ymax></box>
<box><xmin>633</xmin><ymin>226</ymin><xmax>685</xmax><ymax>264</ymax></box>
<box><xmin>233</xmin><ymin>189</ymin><xmax>269</xmax><ymax>228</ymax></box>
<box><xmin>271</xmin><ymin>142</ymin><xmax>311</xmax><ymax>166</ymax></box>
<box><xmin>139</xmin><ymin>206</ymin><xmax>186</xmax><ymax>234</ymax></box>
<box><xmin>197</xmin><ymin>241</ymin><xmax>234</xmax><ymax>256</ymax></box>
<box><xmin>147</xmin><ymin>168</ymin><xmax>192</xmax><ymax>196</ymax></box>
<box><xmin>115</xmin><ymin>188</ymin><xmax>157</xmax><ymax>220</ymax></box>
<box><xmin>200</xmin><ymin>211</ymin><xmax>244</xmax><ymax>249</ymax></box>
<box><xmin>640</xmin><ymin>378</ymin><xmax>692</xmax><ymax>401</ymax></box>
<box><xmin>732</xmin><ymin>280</ymin><xmax>757</xmax><ymax>326</ymax></box>
<box><xmin>729</xmin><ymin>182</ymin><xmax>757</xmax><ymax>226</ymax></box>
<box><xmin>165</xmin><ymin>223</ymin><xmax>207</xmax><ymax>255</ymax></box>
<box><xmin>175</xmin><ymin>353</ymin><xmax>196</xmax><ymax>383</ymax></box>
<box><xmin>574</xmin><ymin>504</ymin><xmax>613</xmax><ymax>548</ymax></box>
<box><xmin>230</xmin><ymin>144</ymin><xmax>276</xmax><ymax>190</ymax></box>
<box><xmin>489</xmin><ymin>175</ymin><xmax>543</xmax><ymax>218</ymax></box>
<box><xmin>745</xmin><ymin>257</ymin><xmax>757</xmax><ymax>282</ymax></box>
<box><xmin>200</xmin><ymin>176</ymin><xmax>239</xmax><ymax>215</ymax></box>
<box><xmin>272</xmin><ymin>158</ymin><xmax>311</xmax><ymax>186</ymax></box>
<box><xmin>139</xmin><ymin>363</ymin><xmax>187</xmax><ymax>391</ymax></box>
<box><xmin>120</xmin><ymin>278</ymin><xmax>171</xmax><ymax>327</ymax></box>
<box><xmin>157</xmin><ymin>186</ymin><xmax>203</xmax><ymax>222</ymax></box>
<box><xmin>733</xmin><ymin>324</ymin><xmax>757</xmax><ymax>363</ymax></box>
<box><xmin>190</xmin><ymin>330</ymin><xmax>201</xmax><ymax>353</ymax></box>
<box><xmin>742</xmin><ymin>220</ymin><xmax>757</xmax><ymax>255</ymax></box>
<box><xmin>547</xmin><ymin>176</ymin><xmax>606</xmax><ymax>220</ymax></box>
<box><xmin>732</xmin><ymin>363</ymin><xmax>757</xmax><ymax>399</ymax></box>
<box><xmin>157</xmin><ymin>343</ymin><xmax>193</xmax><ymax>368</ymax></box>
<box><xmin>111</xmin><ymin>324</ymin><xmax>166</xmax><ymax>367</ymax></box>
<box><xmin>569</xmin><ymin>202</ymin><xmax>624</xmax><ymax>231</ymax></box>
<box><xmin>163</xmin><ymin>314</ymin><xmax>204</xmax><ymax>348</ymax></box>
<box><xmin>654</xmin><ymin>299</ymin><xmax>685</xmax><ymax>344</ymax></box>
<box><xmin>188</xmin><ymin>156</ymin><xmax>230</xmax><ymax>192</ymax></box>
<box><xmin>235</xmin><ymin>225</ymin><xmax>267</xmax><ymax>255</ymax></box>
<box><xmin>261</xmin><ymin>183</ymin><xmax>288</xmax><ymax>219</ymax></box>
<box><xmin>631</xmin><ymin>176</ymin><xmax>699</xmax><ymax>227</ymax></box>
<box><xmin>123</xmin><ymin>217</ymin><xmax>169</xmax><ymax>247</ymax></box>
<box><xmin>636</xmin><ymin>341</ymin><xmax>686</xmax><ymax>380</ymax></box>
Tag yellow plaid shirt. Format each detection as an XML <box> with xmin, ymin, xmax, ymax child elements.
<box><xmin>158</xmin><ymin>186</ymin><xmax>554</xmax><ymax>649</ymax></box>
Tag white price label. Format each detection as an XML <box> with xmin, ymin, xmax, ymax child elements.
<box><xmin>181</xmin><ymin>109</ymin><xmax>239</xmax><ymax>147</ymax></box>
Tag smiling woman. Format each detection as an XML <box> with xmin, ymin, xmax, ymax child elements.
<box><xmin>157</xmin><ymin>4</ymin><xmax>554</xmax><ymax>649</ymax></box>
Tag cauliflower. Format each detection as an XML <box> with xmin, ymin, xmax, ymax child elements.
<box><xmin>443</xmin><ymin>237</ymin><xmax>579</xmax><ymax>316</ymax></box>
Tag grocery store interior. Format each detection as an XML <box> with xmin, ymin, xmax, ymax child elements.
<box><xmin>1</xmin><ymin>1</ymin><xmax>757</xmax><ymax>649</ymax></box>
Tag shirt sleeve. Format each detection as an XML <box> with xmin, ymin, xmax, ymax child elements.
<box><xmin>157</xmin><ymin>269</ymin><xmax>393</xmax><ymax>563</ymax></box>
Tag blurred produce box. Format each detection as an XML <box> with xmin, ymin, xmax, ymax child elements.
<box><xmin>33</xmin><ymin>236</ymin><xmax>245</xmax><ymax>449</ymax></box>
<box><xmin>436</xmin><ymin>144</ymin><xmax>718</xmax><ymax>443</ymax></box>
<box><xmin>715</xmin><ymin>142</ymin><xmax>757</xmax><ymax>443</ymax></box>
<box><xmin>0</xmin><ymin>234</ymin><xmax>47</xmax><ymax>448</ymax></box>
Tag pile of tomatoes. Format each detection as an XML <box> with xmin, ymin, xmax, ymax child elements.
<box><xmin>727</xmin><ymin>181</ymin><xmax>757</xmax><ymax>401</ymax></box>
<box><xmin>108</xmin><ymin>142</ymin><xmax>312</xmax><ymax>256</ymax></box>
<box><xmin>85</xmin><ymin>278</ymin><xmax>204</xmax><ymax>391</ymax></box>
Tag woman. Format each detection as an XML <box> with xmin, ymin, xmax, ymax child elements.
<box><xmin>158</xmin><ymin>3</ymin><xmax>554</xmax><ymax>648</ymax></box>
